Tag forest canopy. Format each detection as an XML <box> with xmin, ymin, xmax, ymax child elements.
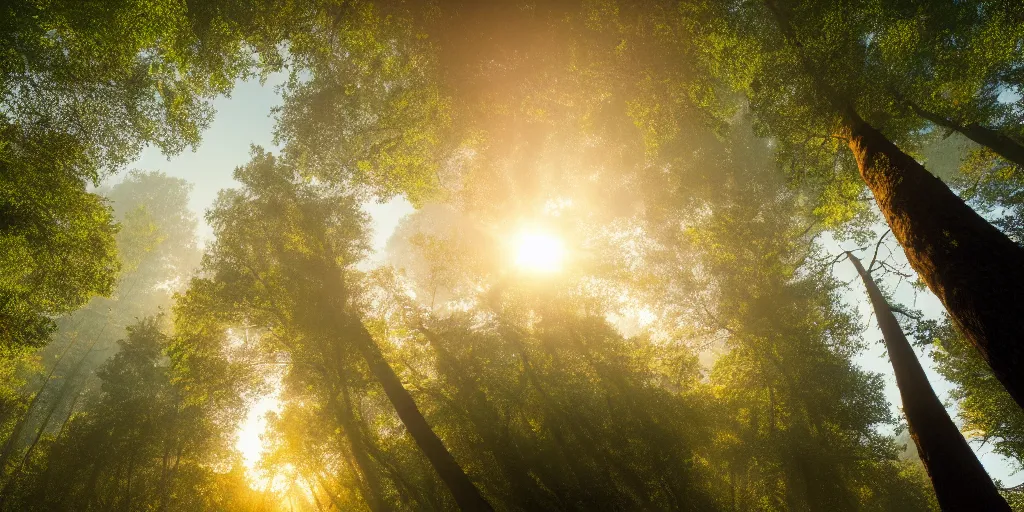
<box><xmin>1</xmin><ymin>0</ymin><xmax>1024</xmax><ymax>510</ymax></box>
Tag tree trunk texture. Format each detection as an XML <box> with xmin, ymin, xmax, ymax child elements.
<box><xmin>843</xmin><ymin>114</ymin><xmax>1024</xmax><ymax>412</ymax></box>
<box><xmin>848</xmin><ymin>252</ymin><xmax>1009</xmax><ymax>511</ymax></box>
<box><xmin>909</xmin><ymin>104</ymin><xmax>1024</xmax><ymax>169</ymax></box>
<box><xmin>764</xmin><ymin>0</ymin><xmax>1024</xmax><ymax>412</ymax></box>
<box><xmin>350</xmin><ymin>319</ymin><xmax>493</xmax><ymax>512</ymax></box>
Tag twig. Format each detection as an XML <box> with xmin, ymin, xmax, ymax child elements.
<box><xmin>867</xmin><ymin>229</ymin><xmax>890</xmax><ymax>273</ymax></box>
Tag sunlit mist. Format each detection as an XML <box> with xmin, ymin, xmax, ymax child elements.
<box><xmin>514</xmin><ymin>229</ymin><xmax>566</xmax><ymax>273</ymax></box>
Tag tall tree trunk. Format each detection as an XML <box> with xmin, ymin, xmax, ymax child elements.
<box><xmin>349</xmin><ymin>319</ymin><xmax>493</xmax><ymax>512</ymax></box>
<box><xmin>0</xmin><ymin>330</ymin><xmax>83</xmax><ymax>471</ymax></box>
<box><xmin>908</xmin><ymin>103</ymin><xmax>1024</xmax><ymax>169</ymax></box>
<box><xmin>417</xmin><ymin>324</ymin><xmax>560</xmax><ymax>510</ymax></box>
<box><xmin>0</xmin><ymin>385</ymin><xmax>68</xmax><ymax>505</ymax></box>
<box><xmin>843</xmin><ymin>114</ymin><xmax>1024</xmax><ymax>411</ymax></box>
<box><xmin>765</xmin><ymin>0</ymin><xmax>1024</xmax><ymax>412</ymax></box>
<box><xmin>847</xmin><ymin>252</ymin><xmax>1009</xmax><ymax>511</ymax></box>
<box><xmin>315</xmin><ymin>473</ymin><xmax>346</xmax><ymax>512</ymax></box>
<box><xmin>333</xmin><ymin>383</ymin><xmax>387</xmax><ymax>512</ymax></box>
<box><xmin>0</xmin><ymin>337</ymin><xmax>99</xmax><ymax>507</ymax></box>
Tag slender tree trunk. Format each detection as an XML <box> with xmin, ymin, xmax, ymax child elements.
<box><xmin>417</xmin><ymin>324</ymin><xmax>560</xmax><ymax>510</ymax></box>
<box><xmin>349</xmin><ymin>319</ymin><xmax>493</xmax><ymax>512</ymax></box>
<box><xmin>0</xmin><ymin>294</ymin><xmax>123</xmax><ymax>472</ymax></box>
<box><xmin>156</xmin><ymin>445</ymin><xmax>183</xmax><ymax>512</ymax></box>
<box><xmin>333</xmin><ymin>384</ymin><xmax>387</xmax><ymax>512</ymax></box>
<box><xmin>315</xmin><ymin>473</ymin><xmax>346</xmax><ymax>511</ymax></box>
<box><xmin>0</xmin><ymin>334</ymin><xmax>80</xmax><ymax>471</ymax></box>
<box><xmin>0</xmin><ymin>338</ymin><xmax>99</xmax><ymax>506</ymax></box>
<box><xmin>848</xmin><ymin>252</ymin><xmax>1009</xmax><ymax>511</ymax></box>
<box><xmin>908</xmin><ymin>104</ymin><xmax>1024</xmax><ymax>169</ymax></box>
<box><xmin>123</xmin><ymin>451</ymin><xmax>137</xmax><ymax>512</ymax></box>
<box><xmin>309</xmin><ymin>482</ymin><xmax>327</xmax><ymax>512</ymax></box>
<box><xmin>156</xmin><ymin>405</ymin><xmax>181</xmax><ymax>512</ymax></box>
<box><xmin>765</xmin><ymin>0</ymin><xmax>1024</xmax><ymax>412</ymax></box>
<box><xmin>0</xmin><ymin>391</ymin><xmax>64</xmax><ymax>506</ymax></box>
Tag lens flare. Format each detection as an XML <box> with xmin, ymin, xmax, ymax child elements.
<box><xmin>514</xmin><ymin>230</ymin><xmax>566</xmax><ymax>273</ymax></box>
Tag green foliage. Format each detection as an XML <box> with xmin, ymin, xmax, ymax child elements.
<box><xmin>4</xmin><ymin>317</ymin><xmax>266</xmax><ymax>511</ymax></box>
<box><xmin>0</xmin><ymin>128</ymin><xmax>119</xmax><ymax>350</ymax></box>
<box><xmin>0</xmin><ymin>170</ymin><xmax>205</xmax><ymax>510</ymax></box>
<box><xmin>639</xmin><ymin>123</ymin><xmax>937</xmax><ymax>511</ymax></box>
<box><xmin>2</xmin><ymin>1</ymin><xmax>1020</xmax><ymax>510</ymax></box>
<box><xmin>0</xmin><ymin>0</ymin><xmax>300</xmax><ymax>170</ymax></box>
<box><xmin>275</xmin><ymin>1</ymin><xmax>451</xmax><ymax>205</ymax></box>
<box><xmin>0</xmin><ymin>0</ymin><xmax>305</xmax><ymax>353</ymax></box>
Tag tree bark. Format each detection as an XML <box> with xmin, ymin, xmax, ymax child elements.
<box><xmin>842</xmin><ymin>113</ymin><xmax>1024</xmax><ymax>412</ymax></box>
<box><xmin>908</xmin><ymin>104</ymin><xmax>1024</xmax><ymax>169</ymax></box>
<box><xmin>349</xmin><ymin>319</ymin><xmax>493</xmax><ymax>512</ymax></box>
<box><xmin>848</xmin><ymin>252</ymin><xmax>1009</xmax><ymax>511</ymax></box>
<box><xmin>764</xmin><ymin>0</ymin><xmax>1024</xmax><ymax>413</ymax></box>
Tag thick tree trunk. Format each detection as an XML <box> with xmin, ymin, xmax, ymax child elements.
<box><xmin>843</xmin><ymin>114</ymin><xmax>1024</xmax><ymax>411</ymax></box>
<box><xmin>908</xmin><ymin>104</ymin><xmax>1024</xmax><ymax>169</ymax></box>
<box><xmin>848</xmin><ymin>252</ymin><xmax>1008</xmax><ymax>511</ymax></box>
<box><xmin>350</xmin><ymin>319</ymin><xmax>493</xmax><ymax>512</ymax></box>
<box><xmin>764</xmin><ymin>0</ymin><xmax>1024</xmax><ymax>411</ymax></box>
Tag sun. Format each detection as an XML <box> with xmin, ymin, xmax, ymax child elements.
<box><xmin>514</xmin><ymin>230</ymin><xmax>566</xmax><ymax>273</ymax></box>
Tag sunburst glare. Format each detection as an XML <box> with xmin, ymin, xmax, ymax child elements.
<box><xmin>514</xmin><ymin>229</ymin><xmax>566</xmax><ymax>273</ymax></box>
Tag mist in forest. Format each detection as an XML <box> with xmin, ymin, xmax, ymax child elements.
<box><xmin>3</xmin><ymin>1</ymin><xmax>1024</xmax><ymax>511</ymax></box>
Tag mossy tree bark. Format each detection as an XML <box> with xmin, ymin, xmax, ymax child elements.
<box><xmin>843</xmin><ymin>113</ymin><xmax>1024</xmax><ymax>412</ymax></box>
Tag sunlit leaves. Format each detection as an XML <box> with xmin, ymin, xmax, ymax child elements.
<box><xmin>0</xmin><ymin>128</ymin><xmax>119</xmax><ymax>349</ymax></box>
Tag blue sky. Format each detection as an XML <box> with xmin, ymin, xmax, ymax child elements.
<box><xmin>116</xmin><ymin>75</ymin><xmax>1021</xmax><ymax>486</ymax></box>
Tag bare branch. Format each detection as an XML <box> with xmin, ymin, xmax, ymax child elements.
<box><xmin>867</xmin><ymin>229</ymin><xmax>890</xmax><ymax>273</ymax></box>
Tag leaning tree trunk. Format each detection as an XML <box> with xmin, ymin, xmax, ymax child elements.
<box><xmin>842</xmin><ymin>113</ymin><xmax>1024</xmax><ymax>411</ymax></box>
<box><xmin>349</xmin><ymin>319</ymin><xmax>493</xmax><ymax>512</ymax></box>
<box><xmin>417</xmin><ymin>324</ymin><xmax>560</xmax><ymax>511</ymax></box>
<box><xmin>764</xmin><ymin>0</ymin><xmax>1024</xmax><ymax>412</ymax></box>
<box><xmin>332</xmin><ymin>383</ymin><xmax>388</xmax><ymax>512</ymax></box>
<box><xmin>848</xmin><ymin>252</ymin><xmax>1008</xmax><ymax>511</ymax></box>
<box><xmin>908</xmin><ymin>104</ymin><xmax>1024</xmax><ymax>169</ymax></box>
<box><xmin>0</xmin><ymin>331</ymin><xmax>82</xmax><ymax>471</ymax></box>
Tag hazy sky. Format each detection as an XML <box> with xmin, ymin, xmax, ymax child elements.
<box><xmin>123</xmin><ymin>72</ymin><xmax>414</xmax><ymax>253</ymax></box>
<box><xmin>114</xmin><ymin>75</ymin><xmax>1021</xmax><ymax>486</ymax></box>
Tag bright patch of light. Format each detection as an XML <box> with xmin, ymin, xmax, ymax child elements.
<box><xmin>514</xmin><ymin>230</ymin><xmax>566</xmax><ymax>273</ymax></box>
<box><xmin>236</xmin><ymin>371</ymin><xmax>282</xmax><ymax>490</ymax></box>
<box><xmin>237</xmin><ymin>393</ymin><xmax>281</xmax><ymax>472</ymax></box>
